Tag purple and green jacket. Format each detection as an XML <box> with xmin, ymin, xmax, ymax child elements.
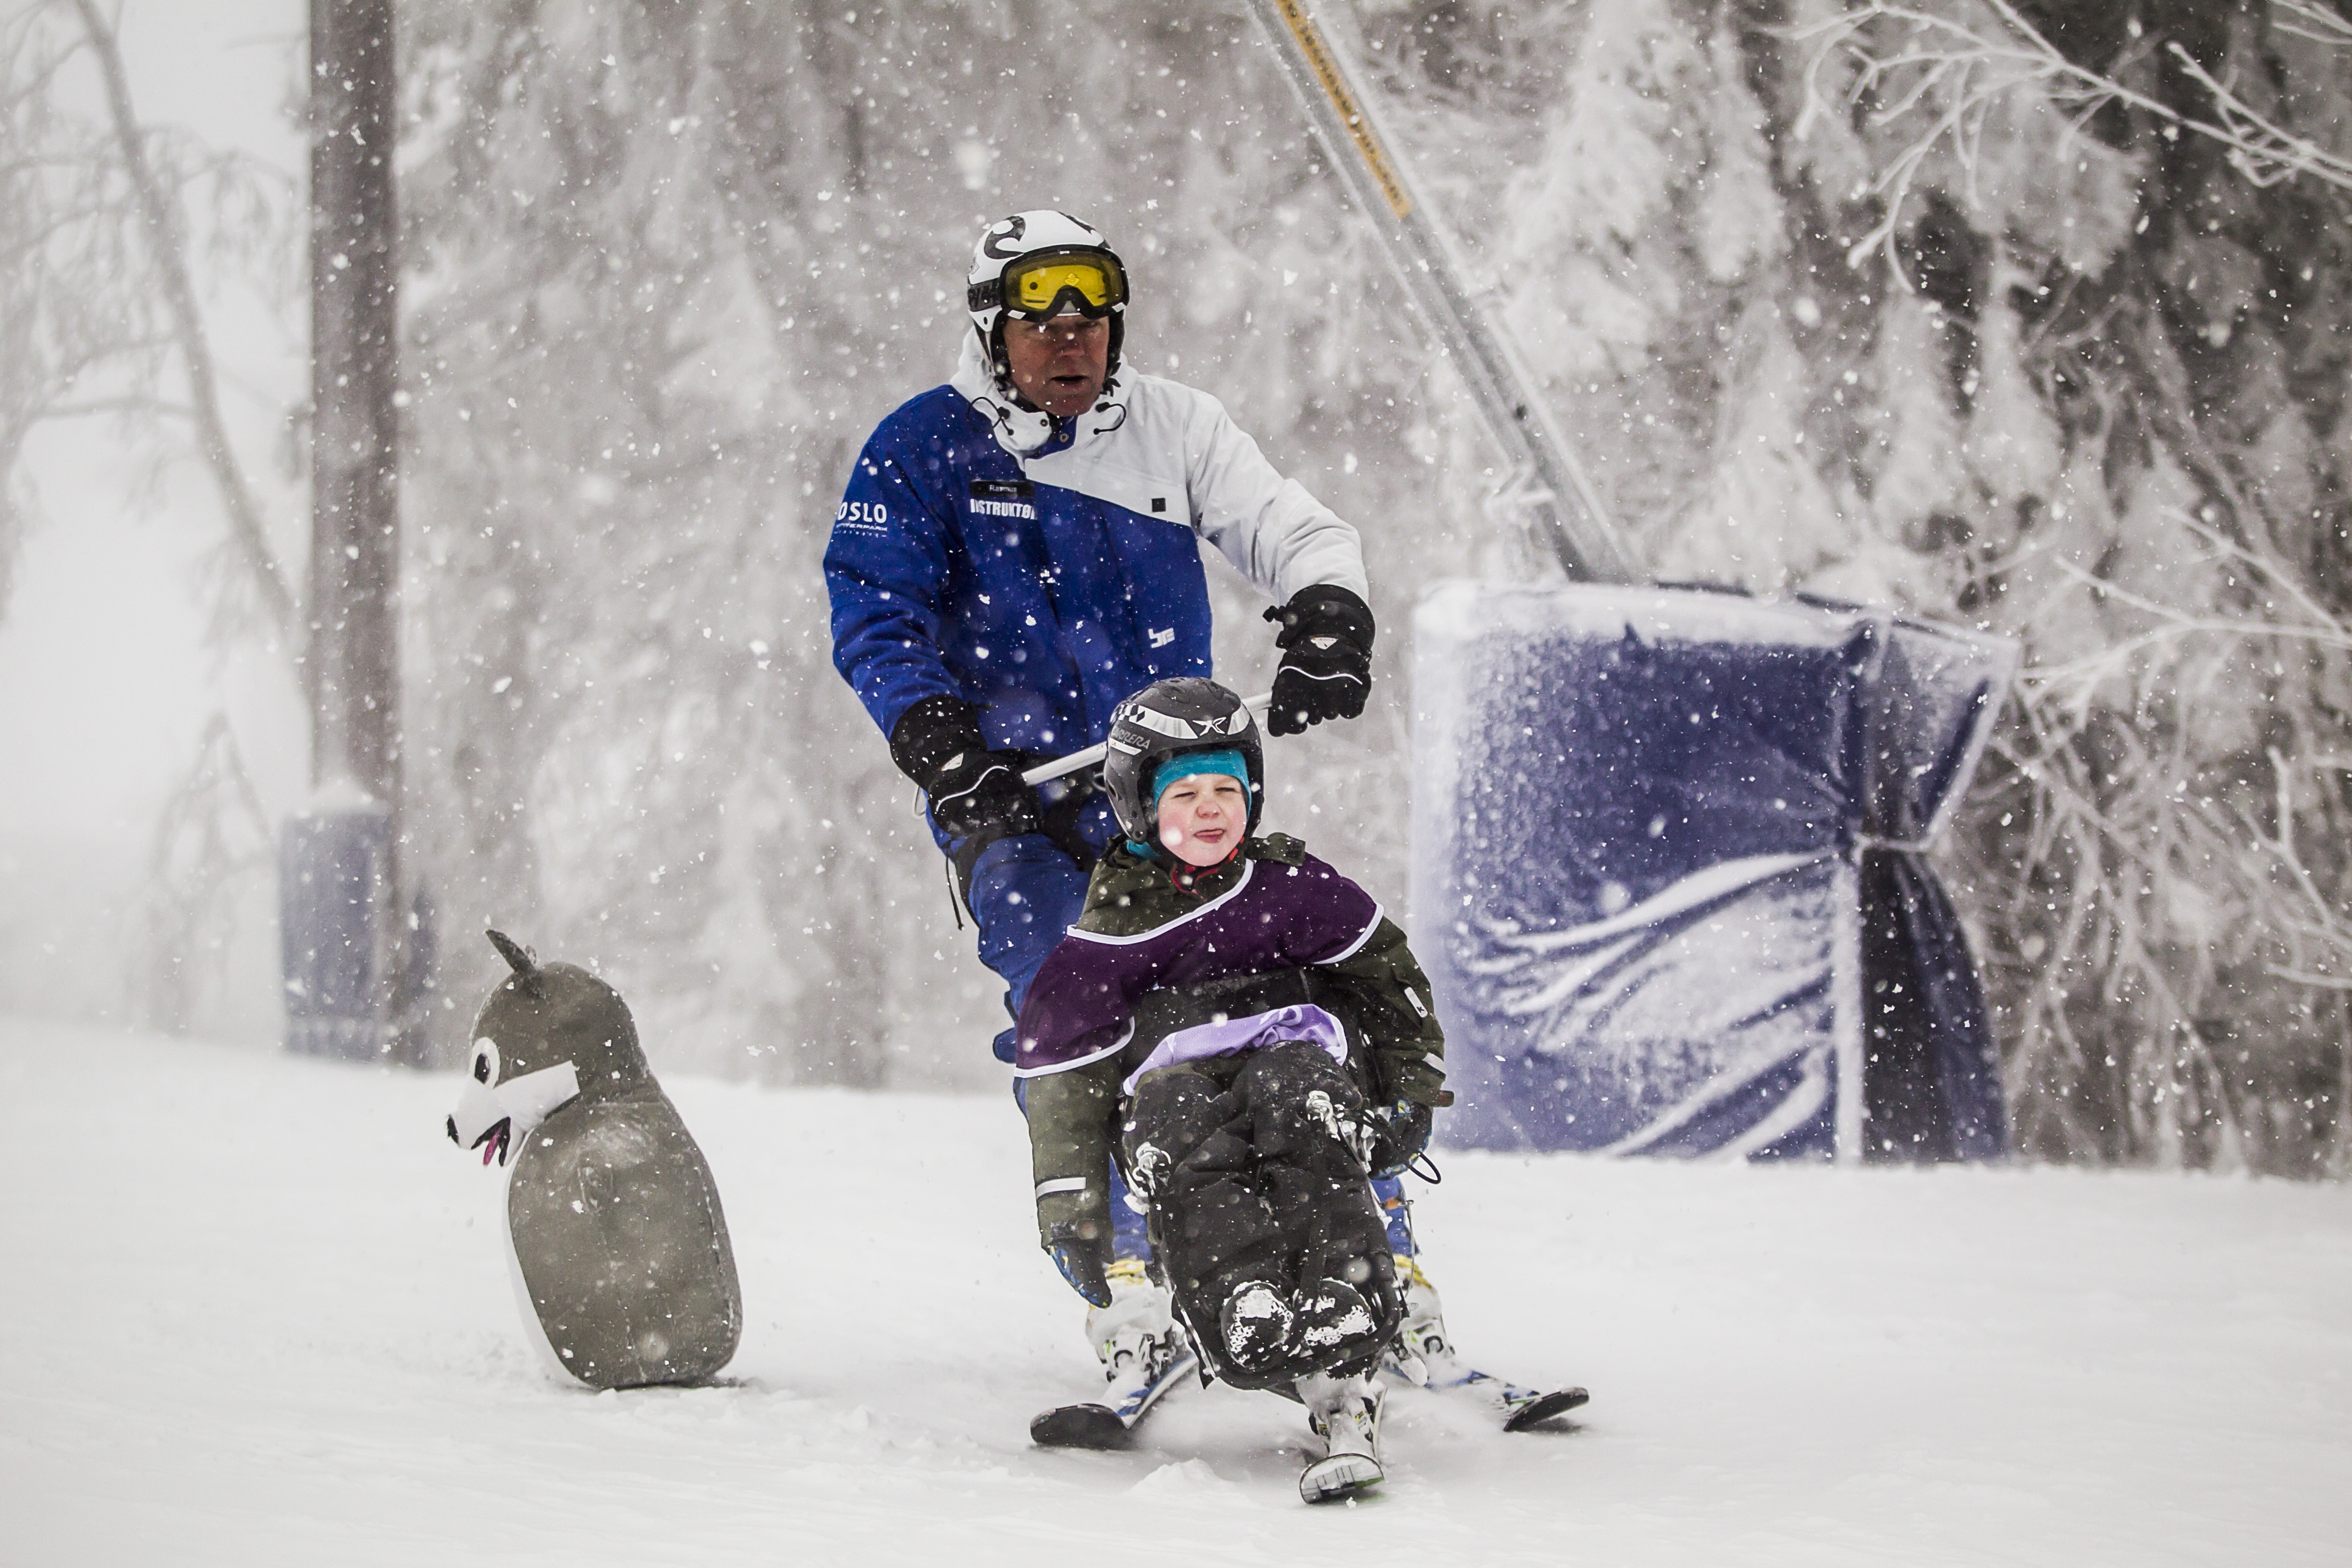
<box><xmin>1016</xmin><ymin>834</ymin><xmax>1446</xmax><ymax>1247</ymax></box>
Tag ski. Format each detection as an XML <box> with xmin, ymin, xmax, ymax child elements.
<box><xmin>1029</xmin><ymin>1342</ymin><xmax>1199</xmax><ymax>1450</ymax></box>
<box><xmin>1472</xmin><ymin>1370</ymin><xmax>1590</xmax><ymax>1433</ymax></box>
<box><xmin>1384</xmin><ymin>1357</ymin><xmax>1590</xmax><ymax>1432</ymax></box>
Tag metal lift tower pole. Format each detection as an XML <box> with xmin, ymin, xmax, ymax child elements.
<box><xmin>1240</xmin><ymin>0</ymin><xmax>1642</xmax><ymax>585</ymax></box>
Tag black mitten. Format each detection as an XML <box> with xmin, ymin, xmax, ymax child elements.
<box><xmin>1264</xmin><ymin>584</ymin><xmax>1374</xmax><ymax>736</ymax></box>
<box><xmin>1039</xmin><ymin>1186</ymin><xmax>1113</xmax><ymax>1307</ymax></box>
<box><xmin>889</xmin><ymin>694</ymin><xmax>1041</xmax><ymax>839</ymax></box>
<box><xmin>1366</xmin><ymin>1098</ymin><xmax>1433</xmax><ymax>1179</ymax></box>
<box><xmin>1048</xmin><ymin>1235</ymin><xmax>1112</xmax><ymax>1307</ymax></box>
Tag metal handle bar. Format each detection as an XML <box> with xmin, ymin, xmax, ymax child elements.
<box><xmin>1019</xmin><ymin>691</ymin><xmax>1274</xmax><ymax>787</ymax></box>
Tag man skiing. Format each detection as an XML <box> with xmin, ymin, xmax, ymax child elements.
<box><xmin>1015</xmin><ymin>679</ymin><xmax>1446</xmax><ymax>1500</ymax></box>
<box><xmin>825</xmin><ymin>209</ymin><xmax>1442</xmax><ymax>1419</ymax></box>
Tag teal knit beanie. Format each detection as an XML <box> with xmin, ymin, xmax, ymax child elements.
<box><xmin>1127</xmin><ymin>748</ymin><xmax>1251</xmax><ymax>856</ymax></box>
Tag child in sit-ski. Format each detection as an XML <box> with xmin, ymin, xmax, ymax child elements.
<box><xmin>1014</xmin><ymin>677</ymin><xmax>1449</xmax><ymax>1500</ymax></box>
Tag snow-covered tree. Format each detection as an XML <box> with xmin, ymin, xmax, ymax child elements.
<box><xmin>1347</xmin><ymin>0</ymin><xmax>2352</xmax><ymax>1174</ymax></box>
<box><xmin>386</xmin><ymin>0</ymin><xmax>2349</xmax><ymax>1173</ymax></box>
<box><xmin>1</xmin><ymin>0</ymin><xmax>299</xmax><ymax>1036</ymax></box>
<box><xmin>392</xmin><ymin>0</ymin><xmax>1450</xmax><ymax>1087</ymax></box>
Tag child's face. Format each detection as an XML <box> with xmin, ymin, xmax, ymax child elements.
<box><xmin>1156</xmin><ymin>772</ymin><xmax>1249</xmax><ymax>867</ymax></box>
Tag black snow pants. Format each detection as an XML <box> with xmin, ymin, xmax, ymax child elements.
<box><xmin>1122</xmin><ymin>1040</ymin><xmax>1402</xmax><ymax>1390</ymax></box>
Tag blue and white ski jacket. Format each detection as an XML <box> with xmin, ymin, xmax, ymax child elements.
<box><xmin>825</xmin><ymin>335</ymin><xmax>1367</xmax><ymax>759</ymax></box>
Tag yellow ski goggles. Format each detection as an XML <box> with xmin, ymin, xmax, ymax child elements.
<box><xmin>969</xmin><ymin>249</ymin><xmax>1129</xmax><ymax>322</ymax></box>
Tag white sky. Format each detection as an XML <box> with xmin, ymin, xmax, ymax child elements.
<box><xmin>0</xmin><ymin>0</ymin><xmax>308</xmax><ymax>840</ymax></box>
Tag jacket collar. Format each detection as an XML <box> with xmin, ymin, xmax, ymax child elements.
<box><xmin>951</xmin><ymin>332</ymin><xmax>1060</xmax><ymax>457</ymax></box>
<box><xmin>949</xmin><ymin>331</ymin><xmax>1130</xmax><ymax>459</ymax></box>
<box><xmin>1166</xmin><ymin>844</ymin><xmax>1244</xmax><ymax>898</ymax></box>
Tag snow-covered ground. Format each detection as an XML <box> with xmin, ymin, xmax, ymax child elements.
<box><xmin>3</xmin><ymin>1017</ymin><xmax>2346</xmax><ymax>1566</ymax></box>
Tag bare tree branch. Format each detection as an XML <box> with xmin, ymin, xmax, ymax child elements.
<box><xmin>70</xmin><ymin>0</ymin><xmax>295</xmax><ymax>641</ymax></box>
<box><xmin>1795</xmin><ymin>1</ymin><xmax>2352</xmax><ymax>279</ymax></box>
<box><xmin>44</xmin><ymin>395</ymin><xmax>193</xmax><ymax>419</ymax></box>
<box><xmin>2163</xmin><ymin>40</ymin><xmax>2352</xmax><ymax>190</ymax></box>
<box><xmin>2274</xmin><ymin>0</ymin><xmax>2352</xmax><ymax>49</ymax></box>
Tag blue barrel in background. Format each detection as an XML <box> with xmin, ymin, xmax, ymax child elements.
<box><xmin>1410</xmin><ymin>582</ymin><xmax>2015</xmax><ymax>1163</ymax></box>
<box><xmin>281</xmin><ymin>802</ymin><xmax>395</xmax><ymax>1061</ymax></box>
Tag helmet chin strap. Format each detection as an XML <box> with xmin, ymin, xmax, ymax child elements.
<box><xmin>983</xmin><ymin>321</ymin><xmax>1009</xmax><ymax>385</ymax></box>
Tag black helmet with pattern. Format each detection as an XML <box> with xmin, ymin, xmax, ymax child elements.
<box><xmin>1103</xmin><ymin>677</ymin><xmax>1265</xmax><ymax>845</ymax></box>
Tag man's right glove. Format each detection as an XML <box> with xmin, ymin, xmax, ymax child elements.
<box><xmin>1264</xmin><ymin>584</ymin><xmax>1374</xmax><ymax>736</ymax></box>
<box><xmin>1366</xmin><ymin>1098</ymin><xmax>1434</xmax><ymax>1179</ymax></box>
<box><xmin>889</xmin><ymin>694</ymin><xmax>1040</xmax><ymax>839</ymax></box>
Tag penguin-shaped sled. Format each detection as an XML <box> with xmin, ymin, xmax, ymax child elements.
<box><xmin>446</xmin><ymin>930</ymin><xmax>741</xmax><ymax>1389</ymax></box>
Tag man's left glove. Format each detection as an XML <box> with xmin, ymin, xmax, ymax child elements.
<box><xmin>889</xmin><ymin>694</ymin><xmax>1041</xmax><ymax>839</ymax></box>
<box><xmin>1366</xmin><ymin>1098</ymin><xmax>1434</xmax><ymax>1179</ymax></box>
<box><xmin>1264</xmin><ymin>584</ymin><xmax>1374</xmax><ymax>736</ymax></box>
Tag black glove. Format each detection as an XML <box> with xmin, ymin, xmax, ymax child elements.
<box><xmin>1366</xmin><ymin>1098</ymin><xmax>1433</xmax><ymax>1179</ymax></box>
<box><xmin>1040</xmin><ymin>1199</ymin><xmax>1113</xmax><ymax>1307</ymax></box>
<box><xmin>889</xmin><ymin>694</ymin><xmax>1040</xmax><ymax>839</ymax></box>
<box><xmin>1264</xmin><ymin>584</ymin><xmax>1374</xmax><ymax>736</ymax></box>
<box><xmin>1048</xmin><ymin>1236</ymin><xmax>1112</xmax><ymax>1307</ymax></box>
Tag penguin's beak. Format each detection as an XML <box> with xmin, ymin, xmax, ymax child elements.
<box><xmin>444</xmin><ymin>1110</ymin><xmax>512</xmax><ymax>1165</ymax></box>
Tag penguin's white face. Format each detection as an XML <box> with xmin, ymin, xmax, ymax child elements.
<box><xmin>446</xmin><ymin>1036</ymin><xmax>579</xmax><ymax>1168</ymax></box>
<box><xmin>451</xmin><ymin>943</ymin><xmax>642</xmax><ymax>1166</ymax></box>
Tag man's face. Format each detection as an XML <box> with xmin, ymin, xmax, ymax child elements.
<box><xmin>1003</xmin><ymin>314</ymin><xmax>1109</xmax><ymax>418</ymax></box>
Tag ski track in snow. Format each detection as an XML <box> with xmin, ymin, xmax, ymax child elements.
<box><xmin>2</xmin><ymin>1018</ymin><xmax>2347</xmax><ymax>1566</ymax></box>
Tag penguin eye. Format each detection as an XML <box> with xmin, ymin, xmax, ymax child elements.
<box><xmin>472</xmin><ymin>1038</ymin><xmax>500</xmax><ymax>1085</ymax></box>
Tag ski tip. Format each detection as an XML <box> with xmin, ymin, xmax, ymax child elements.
<box><xmin>1030</xmin><ymin>1403</ymin><xmax>1133</xmax><ymax>1450</ymax></box>
<box><xmin>1299</xmin><ymin>1452</ymin><xmax>1384</xmax><ymax>1504</ymax></box>
<box><xmin>1503</xmin><ymin>1385</ymin><xmax>1590</xmax><ymax>1433</ymax></box>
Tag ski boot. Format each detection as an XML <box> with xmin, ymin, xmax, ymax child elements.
<box><xmin>1384</xmin><ymin>1252</ymin><xmax>1452</xmax><ymax>1384</ymax></box>
<box><xmin>1091</xmin><ymin>1260</ymin><xmax>1188</xmax><ymax>1386</ymax></box>
<box><xmin>1296</xmin><ymin>1369</ymin><xmax>1384</xmax><ymax>1503</ymax></box>
<box><xmin>1032</xmin><ymin>1260</ymin><xmax>1196</xmax><ymax>1449</ymax></box>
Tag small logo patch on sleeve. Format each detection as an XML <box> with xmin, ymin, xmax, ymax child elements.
<box><xmin>1151</xmin><ymin>496</ymin><xmax>1167</xmax><ymax>514</ymax></box>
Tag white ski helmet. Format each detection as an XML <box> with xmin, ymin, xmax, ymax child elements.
<box><xmin>965</xmin><ymin>210</ymin><xmax>1128</xmax><ymax>384</ymax></box>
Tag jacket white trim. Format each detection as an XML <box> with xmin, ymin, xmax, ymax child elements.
<box><xmin>949</xmin><ymin>337</ymin><xmax>1368</xmax><ymax>605</ymax></box>
<box><xmin>1061</xmin><ymin>861</ymin><xmax>1258</xmax><ymax>946</ymax></box>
